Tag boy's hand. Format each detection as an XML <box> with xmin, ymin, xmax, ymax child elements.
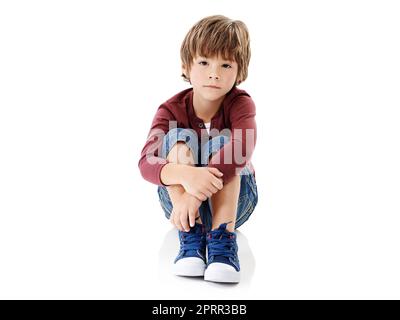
<box><xmin>170</xmin><ymin>192</ymin><xmax>202</xmax><ymax>232</ymax></box>
<box><xmin>180</xmin><ymin>166</ymin><xmax>224</xmax><ymax>201</ymax></box>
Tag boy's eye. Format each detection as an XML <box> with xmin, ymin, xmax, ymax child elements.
<box><xmin>198</xmin><ymin>60</ymin><xmax>233</xmax><ymax>68</ymax></box>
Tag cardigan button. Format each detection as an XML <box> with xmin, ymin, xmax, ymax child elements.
<box><xmin>198</xmin><ymin>123</ymin><xmax>204</xmax><ymax>128</ymax></box>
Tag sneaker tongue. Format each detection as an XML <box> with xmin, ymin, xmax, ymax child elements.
<box><xmin>210</xmin><ymin>223</ymin><xmax>231</xmax><ymax>238</ymax></box>
<box><xmin>183</xmin><ymin>249</ymin><xmax>199</xmax><ymax>258</ymax></box>
<box><xmin>217</xmin><ymin>223</ymin><xmax>229</xmax><ymax>231</ymax></box>
<box><xmin>190</xmin><ymin>223</ymin><xmax>204</xmax><ymax>234</ymax></box>
<box><xmin>212</xmin><ymin>255</ymin><xmax>231</xmax><ymax>264</ymax></box>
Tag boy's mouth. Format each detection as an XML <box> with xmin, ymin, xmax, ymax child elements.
<box><xmin>204</xmin><ymin>85</ymin><xmax>221</xmax><ymax>89</ymax></box>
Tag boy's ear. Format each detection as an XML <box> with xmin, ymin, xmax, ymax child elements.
<box><xmin>181</xmin><ymin>64</ymin><xmax>190</xmax><ymax>82</ymax></box>
<box><xmin>181</xmin><ymin>64</ymin><xmax>188</xmax><ymax>77</ymax></box>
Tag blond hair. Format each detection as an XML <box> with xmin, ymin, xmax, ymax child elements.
<box><xmin>180</xmin><ymin>15</ymin><xmax>251</xmax><ymax>85</ymax></box>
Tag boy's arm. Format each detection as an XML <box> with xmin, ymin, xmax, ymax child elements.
<box><xmin>166</xmin><ymin>185</ymin><xmax>187</xmax><ymax>219</ymax></box>
<box><xmin>138</xmin><ymin>105</ymin><xmax>175</xmax><ymax>186</ymax></box>
<box><xmin>208</xmin><ymin>95</ymin><xmax>257</xmax><ymax>184</ymax></box>
<box><xmin>166</xmin><ymin>184</ymin><xmax>185</xmax><ymax>200</ymax></box>
<box><xmin>159</xmin><ymin>163</ymin><xmax>187</xmax><ymax>186</ymax></box>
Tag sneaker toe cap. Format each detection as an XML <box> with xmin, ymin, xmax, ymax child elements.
<box><xmin>173</xmin><ymin>257</ymin><xmax>206</xmax><ymax>277</ymax></box>
<box><xmin>204</xmin><ymin>263</ymin><xmax>240</xmax><ymax>283</ymax></box>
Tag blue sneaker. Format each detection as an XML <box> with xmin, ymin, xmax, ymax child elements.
<box><xmin>173</xmin><ymin>223</ymin><xmax>206</xmax><ymax>277</ymax></box>
<box><xmin>204</xmin><ymin>222</ymin><xmax>240</xmax><ymax>283</ymax></box>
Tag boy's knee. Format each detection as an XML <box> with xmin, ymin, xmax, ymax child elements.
<box><xmin>166</xmin><ymin>141</ymin><xmax>196</xmax><ymax>165</ymax></box>
<box><xmin>163</xmin><ymin>128</ymin><xmax>199</xmax><ymax>165</ymax></box>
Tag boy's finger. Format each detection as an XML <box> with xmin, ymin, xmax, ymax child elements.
<box><xmin>208</xmin><ymin>167</ymin><xmax>223</xmax><ymax>176</ymax></box>
<box><xmin>189</xmin><ymin>211</ymin><xmax>196</xmax><ymax>227</ymax></box>
<box><xmin>173</xmin><ymin>212</ymin><xmax>182</xmax><ymax>231</ymax></box>
<box><xmin>196</xmin><ymin>192</ymin><xmax>207</xmax><ymax>201</ymax></box>
<box><xmin>180</xmin><ymin>214</ymin><xmax>190</xmax><ymax>232</ymax></box>
<box><xmin>208</xmin><ymin>185</ymin><xmax>219</xmax><ymax>194</ymax></box>
<box><xmin>212</xmin><ymin>177</ymin><xmax>223</xmax><ymax>190</ymax></box>
<box><xmin>202</xmin><ymin>189</ymin><xmax>212</xmax><ymax>198</ymax></box>
<box><xmin>175</xmin><ymin>219</ymin><xmax>183</xmax><ymax>231</ymax></box>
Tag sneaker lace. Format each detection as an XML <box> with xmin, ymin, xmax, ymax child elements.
<box><xmin>180</xmin><ymin>231</ymin><xmax>204</xmax><ymax>253</ymax></box>
<box><xmin>208</xmin><ymin>230</ymin><xmax>236</xmax><ymax>260</ymax></box>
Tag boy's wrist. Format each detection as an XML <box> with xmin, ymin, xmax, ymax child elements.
<box><xmin>160</xmin><ymin>163</ymin><xmax>192</xmax><ymax>186</ymax></box>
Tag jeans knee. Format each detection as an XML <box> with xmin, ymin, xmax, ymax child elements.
<box><xmin>201</xmin><ymin>135</ymin><xmax>230</xmax><ymax>165</ymax></box>
<box><xmin>162</xmin><ymin>128</ymin><xmax>199</xmax><ymax>163</ymax></box>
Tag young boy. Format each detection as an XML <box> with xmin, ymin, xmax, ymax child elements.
<box><xmin>138</xmin><ymin>15</ymin><xmax>258</xmax><ymax>283</ymax></box>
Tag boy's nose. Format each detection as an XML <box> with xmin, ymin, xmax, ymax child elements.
<box><xmin>209</xmin><ymin>73</ymin><xmax>220</xmax><ymax>80</ymax></box>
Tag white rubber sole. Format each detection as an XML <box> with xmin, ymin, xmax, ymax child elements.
<box><xmin>204</xmin><ymin>263</ymin><xmax>241</xmax><ymax>283</ymax></box>
<box><xmin>172</xmin><ymin>257</ymin><xmax>206</xmax><ymax>277</ymax></box>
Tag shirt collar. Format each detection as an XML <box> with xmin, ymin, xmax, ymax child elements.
<box><xmin>188</xmin><ymin>89</ymin><xmax>225</xmax><ymax>123</ymax></box>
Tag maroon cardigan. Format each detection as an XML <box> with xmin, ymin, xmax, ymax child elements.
<box><xmin>138</xmin><ymin>87</ymin><xmax>257</xmax><ymax>186</ymax></box>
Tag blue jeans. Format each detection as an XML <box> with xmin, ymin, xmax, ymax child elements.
<box><xmin>157</xmin><ymin>128</ymin><xmax>258</xmax><ymax>231</ymax></box>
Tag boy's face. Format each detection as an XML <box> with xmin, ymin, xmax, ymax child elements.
<box><xmin>183</xmin><ymin>55</ymin><xmax>238</xmax><ymax>102</ymax></box>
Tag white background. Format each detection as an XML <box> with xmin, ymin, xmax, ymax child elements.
<box><xmin>0</xmin><ymin>0</ymin><xmax>399</xmax><ymax>299</ymax></box>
